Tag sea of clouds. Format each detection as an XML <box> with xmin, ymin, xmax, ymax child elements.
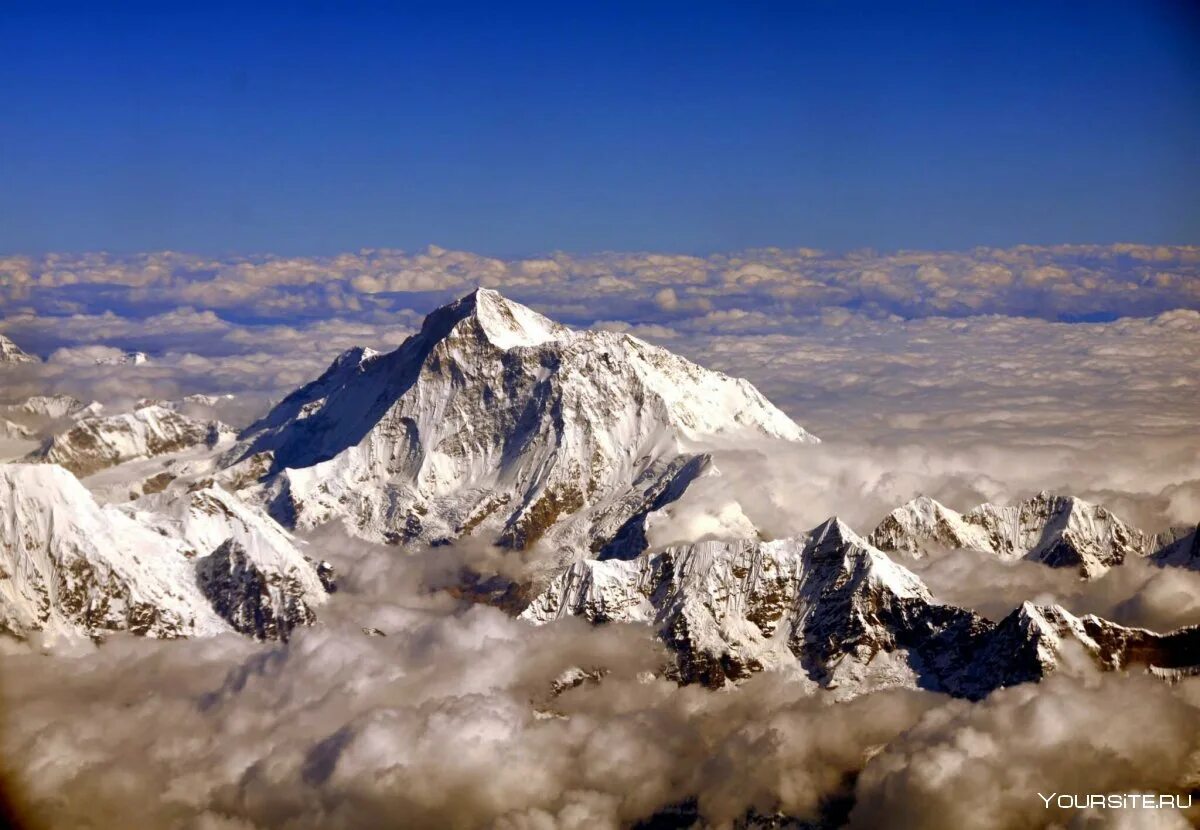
<box><xmin>1</xmin><ymin>244</ymin><xmax>1198</xmax><ymax>828</ymax></box>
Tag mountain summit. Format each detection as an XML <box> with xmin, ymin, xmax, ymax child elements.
<box><xmin>0</xmin><ymin>334</ymin><xmax>38</xmax><ymax>364</ymax></box>
<box><xmin>224</xmin><ymin>288</ymin><xmax>816</xmax><ymax>559</ymax></box>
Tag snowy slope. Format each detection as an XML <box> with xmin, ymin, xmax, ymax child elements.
<box><xmin>0</xmin><ymin>464</ymin><xmax>225</xmax><ymax>639</ymax></box>
<box><xmin>870</xmin><ymin>493</ymin><xmax>1150</xmax><ymax>578</ymax></box>
<box><xmin>225</xmin><ymin>288</ymin><xmax>816</xmax><ymax>560</ymax></box>
<box><xmin>525</xmin><ymin>518</ymin><xmax>1200</xmax><ymax>697</ymax></box>
<box><xmin>0</xmin><ymin>464</ymin><xmax>329</xmax><ymax>642</ymax></box>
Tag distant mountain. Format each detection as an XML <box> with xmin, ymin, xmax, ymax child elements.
<box><xmin>25</xmin><ymin>404</ymin><xmax>235</xmax><ymax>477</ymax></box>
<box><xmin>0</xmin><ymin>464</ymin><xmax>330</xmax><ymax>642</ymax></box>
<box><xmin>0</xmin><ymin>334</ymin><xmax>38</xmax><ymax>364</ymax></box>
<box><xmin>224</xmin><ymin>288</ymin><xmax>815</xmax><ymax>561</ymax></box>
<box><xmin>1151</xmin><ymin>524</ymin><xmax>1200</xmax><ymax>571</ymax></box>
<box><xmin>870</xmin><ymin>493</ymin><xmax>1150</xmax><ymax>578</ymax></box>
<box><xmin>95</xmin><ymin>350</ymin><xmax>149</xmax><ymax>366</ymax></box>
<box><xmin>2</xmin><ymin>395</ymin><xmax>90</xmax><ymax>420</ymax></box>
<box><xmin>524</xmin><ymin>518</ymin><xmax>1200</xmax><ymax>697</ymax></box>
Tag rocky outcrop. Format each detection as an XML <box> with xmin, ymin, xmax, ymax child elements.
<box><xmin>195</xmin><ymin>540</ymin><xmax>317</xmax><ymax>640</ymax></box>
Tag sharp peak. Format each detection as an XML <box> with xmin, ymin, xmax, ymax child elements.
<box><xmin>421</xmin><ymin>286</ymin><xmax>569</xmax><ymax>349</ymax></box>
<box><xmin>807</xmin><ymin>516</ymin><xmax>866</xmax><ymax>549</ymax></box>
<box><xmin>1015</xmin><ymin>600</ymin><xmax>1078</xmax><ymax>628</ymax></box>
<box><xmin>449</xmin><ymin>286</ymin><xmax>528</xmax><ymax>316</ymax></box>
<box><xmin>899</xmin><ymin>494</ymin><xmax>952</xmax><ymax>511</ymax></box>
<box><xmin>313</xmin><ymin>345</ymin><xmax>379</xmax><ymax>382</ymax></box>
<box><xmin>330</xmin><ymin>344</ymin><xmax>379</xmax><ymax>367</ymax></box>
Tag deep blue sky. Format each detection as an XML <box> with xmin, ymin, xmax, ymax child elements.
<box><xmin>1</xmin><ymin>1</ymin><xmax>1198</xmax><ymax>256</ymax></box>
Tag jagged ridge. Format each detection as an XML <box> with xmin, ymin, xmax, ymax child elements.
<box><xmin>870</xmin><ymin>492</ymin><xmax>1155</xmax><ymax>578</ymax></box>
<box><xmin>524</xmin><ymin>518</ymin><xmax>1200</xmax><ymax>698</ymax></box>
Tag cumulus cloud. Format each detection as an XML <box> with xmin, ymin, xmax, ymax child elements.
<box><xmin>850</xmin><ymin>671</ymin><xmax>1200</xmax><ymax>830</ymax></box>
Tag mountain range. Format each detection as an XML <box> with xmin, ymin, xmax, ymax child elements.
<box><xmin>870</xmin><ymin>493</ymin><xmax>1171</xmax><ymax>578</ymax></box>
<box><xmin>1</xmin><ymin>290</ymin><xmax>1197</xmax><ymax>698</ymax></box>
<box><xmin>524</xmin><ymin>517</ymin><xmax>1200</xmax><ymax>696</ymax></box>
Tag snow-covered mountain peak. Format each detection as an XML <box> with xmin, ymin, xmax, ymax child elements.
<box><xmin>94</xmin><ymin>350</ymin><xmax>149</xmax><ymax>366</ymax></box>
<box><xmin>870</xmin><ymin>495</ymin><xmax>996</xmax><ymax>558</ymax></box>
<box><xmin>5</xmin><ymin>395</ymin><xmax>88</xmax><ymax>420</ymax></box>
<box><xmin>0</xmin><ymin>334</ymin><xmax>38</xmax><ymax>364</ymax></box>
<box><xmin>801</xmin><ymin>517</ymin><xmax>931</xmax><ymax>603</ymax></box>
<box><xmin>808</xmin><ymin>516</ymin><xmax>862</xmax><ymax>552</ymax></box>
<box><xmin>436</xmin><ymin>287</ymin><xmax>572</xmax><ymax>350</ymax></box>
<box><xmin>225</xmin><ymin>289</ymin><xmax>816</xmax><ymax>555</ymax></box>
<box><xmin>328</xmin><ymin>345</ymin><xmax>380</xmax><ymax>372</ymax></box>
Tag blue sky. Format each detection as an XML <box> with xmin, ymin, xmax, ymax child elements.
<box><xmin>1</xmin><ymin>1</ymin><xmax>1198</xmax><ymax>255</ymax></box>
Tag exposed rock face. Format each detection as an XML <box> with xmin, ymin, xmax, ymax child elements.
<box><xmin>226</xmin><ymin>288</ymin><xmax>815</xmax><ymax>561</ymax></box>
<box><xmin>25</xmin><ymin>404</ymin><xmax>235</xmax><ymax>477</ymax></box>
<box><xmin>870</xmin><ymin>493</ymin><xmax>1150</xmax><ymax>578</ymax></box>
<box><xmin>0</xmin><ymin>464</ymin><xmax>328</xmax><ymax>642</ymax></box>
<box><xmin>524</xmin><ymin>519</ymin><xmax>1200</xmax><ymax>698</ymax></box>
<box><xmin>195</xmin><ymin>540</ymin><xmax>316</xmax><ymax>640</ymax></box>
<box><xmin>0</xmin><ymin>334</ymin><xmax>38</xmax><ymax>364</ymax></box>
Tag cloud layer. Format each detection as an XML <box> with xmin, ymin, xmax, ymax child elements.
<box><xmin>2</xmin><ymin>244</ymin><xmax>1199</xmax><ymax>828</ymax></box>
<box><xmin>2</xmin><ymin>244</ymin><xmax>1198</xmax><ymax>327</ymax></box>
